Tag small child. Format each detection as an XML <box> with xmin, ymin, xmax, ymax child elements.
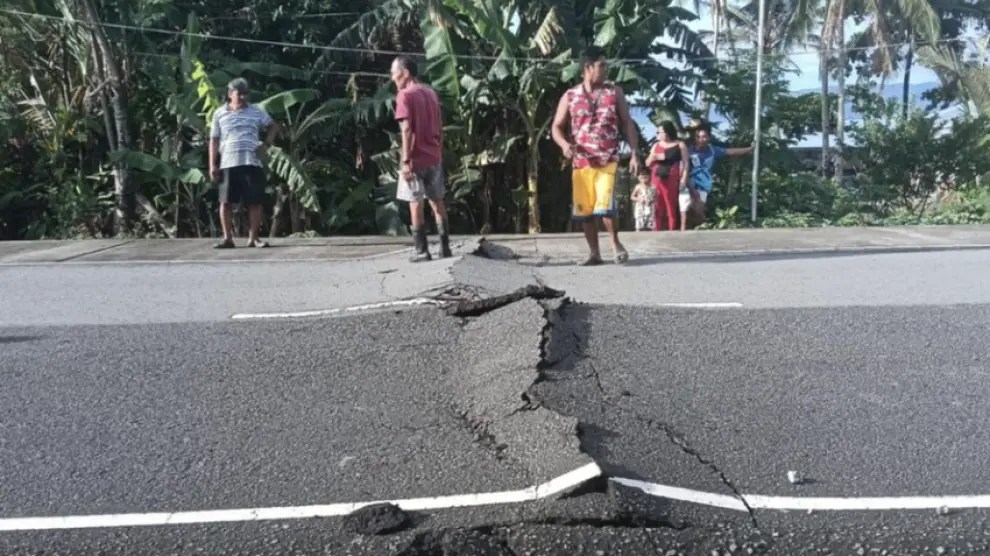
<box><xmin>630</xmin><ymin>169</ymin><xmax>656</xmax><ymax>231</ymax></box>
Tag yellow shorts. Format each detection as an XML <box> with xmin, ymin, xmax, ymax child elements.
<box><xmin>571</xmin><ymin>162</ymin><xmax>618</xmax><ymax>220</ymax></box>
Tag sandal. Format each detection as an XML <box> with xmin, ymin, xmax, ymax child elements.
<box><xmin>213</xmin><ymin>238</ymin><xmax>235</xmax><ymax>249</ymax></box>
<box><xmin>247</xmin><ymin>239</ymin><xmax>270</xmax><ymax>248</ymax></box>
<box><xmin>614</xmin><ymin>248</ymin><xmax>629</xmax><ymax>264</ymax></box>
<box><xmin>579</xmin><ymin>255</ymin><xmax>604</xmax><ymax>266</ymax></box>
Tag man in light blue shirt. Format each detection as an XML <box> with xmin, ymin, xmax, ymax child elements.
<box><xmin>208</xmin><ymin>78</ymin><xmax>280</xmax><ymax>248</ymax></box>
<box><xmin>683</xmin><ymin>123</ymin><xmax>754</xmax><ymax>230</ymax></box>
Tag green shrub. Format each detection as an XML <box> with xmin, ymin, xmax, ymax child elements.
<box><xmin>758</xmin><ymin>211</ymin><xmax>824</xmax><ymax>228</ymax></box>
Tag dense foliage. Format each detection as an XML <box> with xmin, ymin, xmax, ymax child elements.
<box><xmin>1</xmin><ymin>0</ymin><xmax>988</xmax><ymax>240</ymax></box>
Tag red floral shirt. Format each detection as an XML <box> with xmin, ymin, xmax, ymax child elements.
<box><xmin>566</xmin><ymin>82</ymin><xmax>621</xmax><ymax>169</ymax></box>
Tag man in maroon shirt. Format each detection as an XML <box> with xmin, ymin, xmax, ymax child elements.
<box><xmin>391</xmin><ymin>56</ymin><xmax>451</xmax><ymax>261</ymax></box>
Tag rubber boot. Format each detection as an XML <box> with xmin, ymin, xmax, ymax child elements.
<box><xmin>437</xmin><ymin>222</ymin><xmax>453</xmax><ymax>258</ymax></box>
<box><xmin>410</xmin><ymin>226</ymin><xmax>432</xmax><ymax>262</ymax></box>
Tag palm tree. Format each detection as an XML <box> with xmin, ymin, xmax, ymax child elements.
<box><xmin>917</xmin><ymin>35</ymin><xmax>990</xmax><ymax>117</ymax></box>
<box><xmin>726</xmin><ymin>0</ymin><xmax>822</xmax><ymax>55</ymax></box>
<box><xmin>822</xmin><ymin>0</ymin><xmax>941</xmax><ymax>180</ymax></box>
<box><xmin>822</xmin><ymin>0</ymin><xmax>846</xmax><ymax>180</ymax></box>
<box><xmin>844</xmin><ymin>0</ymin><xmax>942</xmax><ymax>117</ymax></box>
<box><xmin>720</xmin><ymin>0</ymin><xmax>826</xmax><ymax>174</ymax></box>
<box><xmin>674</xmin><ymin>0</ymin><xmax>733</xmax><ymax>118</ymax></box>
<box><xmin>819</xmin><ymin>0</ymin><xmax>831</xmax><ymax>176</ymax></box>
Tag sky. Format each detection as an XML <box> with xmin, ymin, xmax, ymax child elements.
<box><xmin>636</xmin><ymin>5</ymin><xmax>948</xmax><ymax>145</ymax></box>
<box><xmin>673</xmin><ymin>5</ymin><xmax>940</xmax><ymax>92</ymax></box>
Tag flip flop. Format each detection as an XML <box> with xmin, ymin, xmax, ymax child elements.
<box><xmin>614</xmin><ymin>248</ymin><xmax>629</xmax><ymax>264</ymax></box>
<box><xmin>247</xmin><ymin>239</ymin><xmax>270</xmax><ymax>248</ymax></box>
<box><xmin>579</xmin><ymin>255</ymin><xmax>604</xmax><ymax>266</ymax></box>
<box><xmin>213</xmin><ymin>238</ymin><xmax>235</xmax><ymax>249</ymax></box>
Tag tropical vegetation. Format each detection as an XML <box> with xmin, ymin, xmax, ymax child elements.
<box><xmin>1</xmin><ymin>0</ymin><xmax>988</xmax><ymax>240</ymax></box>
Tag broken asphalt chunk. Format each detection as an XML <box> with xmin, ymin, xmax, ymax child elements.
<box><xmin>445</xmin><ymin>285</ymin><xmax>565</xmax><ymax>318</ymax></box>
<box><xmin>342</xmin><ymin>503</ymin><xmax>411</xmax><ymax>536</ymax></box>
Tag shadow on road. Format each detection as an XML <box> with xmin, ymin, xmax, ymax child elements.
<box><xmin>0</xmin><ymin>335</ymin><xmax>43</xmax><ymax>344</ymax></box>
<box><xmin>513</xmin><ymin>246</ymin><xmax>990</xmax><ymax>269</ymax></box>
<box><xmin>616</xmin><ymin>245</ymin><xmax>990</xmax><ymax>267</ymax></box>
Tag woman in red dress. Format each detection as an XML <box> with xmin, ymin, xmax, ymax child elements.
<box><xmin>646</xmin><ymin>121</ymin><xmax>690</xmax><ymax>231</ymax></box>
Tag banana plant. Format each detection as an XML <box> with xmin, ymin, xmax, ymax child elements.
<box><xmin>107</xmin><ymin>141</ymin><xmax>207</xmax><ymax>238</ymax></box>
<box><xmin>419</xmin><ymin>0</ymin><xmax>572</xmax><ymax>233</ymax></box>
<box><xmin>417</xmin><ymin>0</ymin><xmax>712</xmax><ymax>232</ymax></box>
<box><xmin>253</xmin><ymin>88</ymin><xmax>326</xmax><ymax>235</ymax></box>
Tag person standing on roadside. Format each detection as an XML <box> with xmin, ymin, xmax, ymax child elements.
<box><xmin>390</xmin><ymin>55</ymin><xmax>452</xmax><ymax>262</ymax></box>
<box><xmin>645</xmin><ymin>120</ymin><xmax>690</xmax><ymax>231</ymax></box>
<box><xmin>209</xmin><ymin>78</ymin><xmax>279</xmax><ymax>249</ymax></box>
<box><xmin>552</xmin><ymin>46</ymin><xmax>641</xmax><ymax>266</ymax></box>
<box><xmin>683</xmin><ymin>121</ymin><xmax>754</xmax><ymax>230</ymax></box>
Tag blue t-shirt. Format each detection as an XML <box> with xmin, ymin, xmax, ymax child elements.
<box><xmin>688</xmin><ymin>145</ymin><xmax>726</xmax><ymax>192</ymax></box>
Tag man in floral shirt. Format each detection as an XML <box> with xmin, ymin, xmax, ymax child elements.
<box><xmin>552</xmin><ymin>46</ymin><xmax>641</xmax><ymax>265</ymax></box>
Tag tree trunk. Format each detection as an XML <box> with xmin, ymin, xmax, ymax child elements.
<box><xmin>820</xmin><ymin>28</ymin><xmax>831</xmax><ymax>177</ymax></box>
<box><xmin>480</xmin><ymin>168</ymin><xmax>493</xmax><ymax>234</ymax></box>
<box><xmin>700</xmin><ymin>0</ymin><xmax>723</xmax><ymax>118</ymax></box>
<box><xmin>270</xmin><ymin>186</ymin><xmax>285</xmax><ymax>238</ymax></box>
<box><xmin>97</xmin><ymin>84</ymin><xmax>117</xmax><ymax>153</ymax></box>
<box><xmin>82</xmin><ymin>0</ymin><xmax>134</xmax><ymax>234</ymax></box>
<box><xmin>175</xmin><ymin>189</ymin><xmax>181</xmax><ymax>236</ymax></box>
<box><xmin>527</xmin><ymin>140</ymin><xmax>541</xmax><ymax>234</ymax></box>
<box><xmin>833</xmin><ymin>3</ymin><xmax>846</xmax><ymax>183</ymax></box>
<box><xmin>902</xmin><ymin>29</ymin><xmax>915</xmax><ymax>119</ymax></box>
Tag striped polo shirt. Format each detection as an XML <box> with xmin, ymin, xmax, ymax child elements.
<box><xmin>210</xmin><ymin>104</ymin><xmax>273</xmax><ymax>169</ymax></box>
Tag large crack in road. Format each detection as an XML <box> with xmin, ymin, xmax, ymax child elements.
<box><xmin>364</xmin><ymin>241</ymin><xmax>990</xmax><ymax>555</ymax></box>
<box><xmin>354</xmin><ymin>241</ymin><xmax>773</xmax><ymax>555</ymax></box>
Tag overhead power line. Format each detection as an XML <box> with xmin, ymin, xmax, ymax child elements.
<box><xmin>0</xmin><ymin>7</ymin><xmax>972</xmax><ymax>66</ymax></box>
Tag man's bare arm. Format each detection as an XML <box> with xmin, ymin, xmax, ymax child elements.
<box><xmin>615</xmin><ymin>87</ymin><xmax>639</xmax><ymax>154</ymax></box>
<box><xmin>263</xmin><ymin>120</ymin><xmax>280</xmax><ymax>147</ymax></box>
<box><xmin>678</xmin><ymin>141</ymin><xmax>690</xmax><ymax>186</ymax></box>
<box><xmin>726</xmin><ymin>145</ymin><xmax>755</xmax><ymax>157</ymax></box>
<box><xmin>398</xmin><ymin>118</ymin><xmax>415</xmax><ymax>181</ymax></box>
<box><xmin>208</xmin><ymin>138</ymin><xmax>219</xmax><ymax>179</ymax></box>
<box><xmin>399</xmin><ymin>119</ymin><xmax>413</xmax><ymax>163</ymax></box>
<box><xmin>551</xmin><ymin>95</ymin><xmax>572</xmax><ymax>157</ymax></box>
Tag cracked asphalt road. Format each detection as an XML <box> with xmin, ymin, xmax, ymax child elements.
<box><xmin>534</xmin><ymin>301</ymin><xmax>990</xmax><ymax>494</ymax></box>
<box><xmin>0</xmin><ymin>257</ymin><xmax>457</xmax><ymax>326</ymax></box>
<box><xmin>2</xmin><ymin>245</ymin><xmax>990</xmax><ymax>554</ymax></box>
<box><xmin>0</xmin><ymin>313</ymin><xmax>537</xmax><ymax>519</ymax></box>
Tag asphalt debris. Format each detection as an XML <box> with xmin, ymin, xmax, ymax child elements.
<box><xmin>444</xmin><ymin>284</ymin><xmax>565</xmax><ymax>318</ymax></box>
<box><xmin>342</xmin><ymin>504</ymin><xmax>413</xmax><ymax>537</ymax></box>
<box><xmin>395</xmin><ymin>527</ymin><xmax>516</xmax><ymax>556</ymax></box>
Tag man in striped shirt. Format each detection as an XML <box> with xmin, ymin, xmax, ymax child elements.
<box><xmin>208</xmin><ymin>78</ymin><xmax>280</xmax><ymax>248</ymax></box>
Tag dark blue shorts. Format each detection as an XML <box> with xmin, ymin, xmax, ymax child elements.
<box><xmin>219</xmin><ymin>165</ymin><xmax>267</xmax><ymax>205</ymax></box>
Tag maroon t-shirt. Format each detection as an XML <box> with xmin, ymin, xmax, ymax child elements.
<box><xmin>394</xmin><ymin>83</ymin><xmax>443</xmax><ymax>170</ymax></box>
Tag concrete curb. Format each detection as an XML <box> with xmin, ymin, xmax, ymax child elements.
<box><xmin>4</xmin><ymin>225</ymin><xmax>990</xmax><ymax>264</ymax></box>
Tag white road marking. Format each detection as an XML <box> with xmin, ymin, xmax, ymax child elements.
<box><xmin>0</xmin><ymin>462</ymin><xmax>602</xmax><ymax>532</ymax></box>
<box><xmin>744</xmin><ymin>494</ymin><xmax>990</xmax><ymax>512</ymax></box>
<box><xmin>655</xmin><ymin>302</ymin><xmax>744</xmax><ymax>309</ymax></box>
<box><xmin>613</xmin><ymin>477</ymin><xmax>990</xmax><ymax>512</ymax></box>
<box><xmin>231</xmin><ymin>298</ymin><xmax>444</xmax><ymax>320</ymax></box>
<box><xmin>611</xmin><ymin>478</ymin><xmax>749</xmax><ymax>512</ymax></box>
